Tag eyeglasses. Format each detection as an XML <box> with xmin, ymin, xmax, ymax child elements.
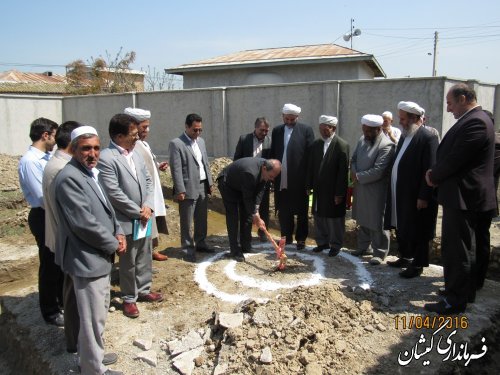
<box><xmin>192</xmin><ymin>128</ymin><xmax>203</xmax><ymax>133</ymax></box>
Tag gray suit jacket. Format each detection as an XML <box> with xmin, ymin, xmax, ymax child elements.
<box><xmin>97</xmin><ymin>142</ymin><xmax>154</xmax><ymax>235</ymax></box>
<box><xmin>54</xmin><ymin>158</ymin><xmax>123</xmax><ymax>278</ymax></box>
<box><xmin>169</xmin><ymin>133</ymin><xmax>213</xmax><ymax>199</ymax></box>
<box><xmin>43</xmin><ymin>149</ymin><xmax>72</xmax><ymax>252</ymax></box>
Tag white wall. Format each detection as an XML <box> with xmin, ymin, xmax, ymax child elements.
<box><xmin>0</xmin><ymin>95</ymin><xmax>62</xmax><ymax>155</ymax></box>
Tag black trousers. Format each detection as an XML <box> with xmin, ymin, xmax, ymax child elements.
<box><xmin>276</xmin><ymin>189</ymin><xmax>309</xmax><ymax>243</ymax></box>
<box><xmin>441</xmin><ymin>207</ymin><xmax>492</xmax><ymax>306</ymax></box>
<box><xmin>396</xmin><ymin>231</ymin><xmax>430</xmax><ymax>267</ymax></box>
<box><xmin>63</xmin><ymin>273</ymin><xmax>79</xmax><ymax>352</ymax></box>
<box><xmin>218</xmin><ymin>181</ymin><xmax>252</xmax><ymax>254</ymax></box>
<box><xmin>28</xmin><ymin>207</ymin><xmax>64</xmax><ymax>320</ymax></box>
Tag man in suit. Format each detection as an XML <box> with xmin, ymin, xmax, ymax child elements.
<box><xmin>270</xmin><ymin>103</ymin><xmax>314</xmax><ymax>250</ymax></box>
<box><xmin>54</xmin><ymin>126</ymin><xmax>123</xmax><ymax>375</ymax></box>
<box><xmin>98</xmin><ymin>114</ymin><xmax>163</xmax><ymax>319</ymax></box>
<box><xmin>307</xmin><ymin>115</ymin><xmax>349</xmax><ymax>257</ymax></box>
<box><xmin>18</xmin><ymin>117</ymin><xmax>64</xmax><ymax>326</ymax></box>
<box><xmin>233</xmin><ymin>117</ymin><xmax>272</xmax><ymax>242</ymax></box>
<box><xmin>385</xmin><ymin>102</ymin><xmax>438</xmax><ymax>279</ymax></box>
<box><xmin>42</xmin><ymin>121</ymin><xmax>82</xmax><ymax>352</ymax></box>
<box><xmin>351</xmin><ymin>115</ymin><xmax>395</xmax><ymax>265</ymax></box>
<box><xmin>217</xmin><ymin>158</ymin><xmax>281</xmax><ymax>261</ymax></box>
<box><xmin>124</xmin><ymin>107</ymin><xmax>169</xmax><ymax>261</ymax></box>
<box><xmin>425</xmin><ymin>83</ymin><xmax>496</xmax><ymax>314</ymax></box>
<box><xmin>169</xmin><ymin>113</ymin><xmax>214</xmax><ymax>263</ymax></box>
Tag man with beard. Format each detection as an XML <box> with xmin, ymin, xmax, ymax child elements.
<box><xmin>425</xmin><ymin>83</ymin><xmax>496</xmax><ymax>314</ymax></box>
<box><xmin>385</xmin><ymin>102</ymin><xmax>439</xmax><ymax>278</ymax></box>
<box><xmin>351</xmin><ymin>115</ymin><xmax>395</xmax><ymax>265</ymax></box>
<box><xmin>124</xmin><ymin>107</ymin><xmax>169</xmax><ymax>261</ymax></box>
<box><xmin>307</xmin><ymin>115</ymin><xmax>349</xmax><ymax>257</ymax></box>
<box><xmin>270</xmin><ymin>103</ymin><xmax>314</xmax><ymax>250</ymax></box>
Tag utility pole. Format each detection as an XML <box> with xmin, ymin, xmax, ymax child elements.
<box><xmin>350</xmin><ymin>18</ymin><xmax>354</xmax><ymax>50</ymax></box>
<box><xmin>432</xmin><ymin>31</ymin><xmax>438</xmax><ymax>77</ymax></box>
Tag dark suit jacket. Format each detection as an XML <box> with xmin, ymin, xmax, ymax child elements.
<box><xmin>97</xmin><ymin>142</ymin><xmax>154</xmax><ymax>235</ymax></box>
<box><xmin>431</xmin><ymin>106</ymin><xmax>496</xmax><ymax>212</ymax></box>
<box><xmin>54</xmin><ymin>158</ymin><xmax>123</xmax><ymax>278</ymax></box>
<box><xmin>306</xmin><ymin>135</ymin><xmax>349</xmax><ymax>218</ymax></box>
<box><xmin>233</xmin><ymin>133</ymin><xmax>271</xmax><ymax>160</ymax></box>
<box><xmin>218</xmin><ymin>157</ymin><xmax>267</xmax><ymax>214</ymax></box>
<box><xmin>270</xmin><ymin>122</ymin><xmax>314</xmax><ymax>212</ymax></box>
<box><xmin>169</xmin><ymin>133</ymin><xmax>213</xmax><ymax>199</ymax></box>
<box><xmin>384</xmin><ymin>126</ymin><xmax>438</xmax><ymax>240</ymax></box>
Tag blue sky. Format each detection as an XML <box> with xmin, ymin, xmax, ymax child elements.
<box><xmin>2</xmin><ymin>0</ymin><xmax>500</xmax><ymax>84</ymax></box>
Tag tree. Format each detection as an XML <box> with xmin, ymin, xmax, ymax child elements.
<box><xmin>66</xmin><ymin>48</ymin><xmax>139</xmax><ymax>95</ymax></box>
<box><xmin>143</xmin><ymin>65</ymin><xmax>183</xmax><ymax>91</ymax></box>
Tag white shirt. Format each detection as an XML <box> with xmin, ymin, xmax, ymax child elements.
<box><xmin>186</xmin><ymin>133</ymin><xmax>207</xmax><ymax>181</ymax></box>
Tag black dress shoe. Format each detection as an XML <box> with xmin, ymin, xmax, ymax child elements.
<box><xmin>230</xmin><ymin>252</ymin><xmax>245</xmax><ymax>262</ymax></box>
<box><xmin>328</xmin><ymin>248</ymin><xmax>340</xmax><ymax>257</ymax></box>
<box><xmin>312</xmin><ymin>245</ymin><xmax>329</xmax><ymax>253</ymax></box>
<box><xmin>185</xmin><ymin>250</ymin><xmax>196</xmax><ymax>263</ymax></box>
<box><xmin>296</xmin><ymin>241</ymin><xmax>306</xmax><ymax>250</ymax></box>
<box><xmin>438</xmin><ymin>287</ymin><xmax>475</xmax><ymax>303</ymax></box>
<box><xmin>424</xmin><ymin>299</ymin><xmax>466</xmax><ymax>315</ymax></box>
<box><xmin>45</xmin><ymin>312</ymin><xmax>64</xmax><ymax>327</ymax></box>
<box><xmin>387</xmin><ymin>258</ymin><xmax>412</xmax><ymax>268</ymax></box>
<box><xmin>196</xmin><ymin>247</ymin><xmax>215</xmax><ymax>253</ymax></box>
<box><xmin>399</xmin><ymin>266</ymin><xmax>423</xmax><ymax>279</ymax></box>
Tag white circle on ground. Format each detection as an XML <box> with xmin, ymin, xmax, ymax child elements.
<box><xmin>194</xmin><ymin>244</ymin><xmax>374</xmax><ymax>303</ymax></box>
<box><xmin>224</xmin><ymin>250</ymin><xmax>325</xmax><ymax>291</ymax></box>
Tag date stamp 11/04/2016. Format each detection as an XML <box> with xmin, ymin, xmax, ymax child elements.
<box><xmin>394</xmin><ymin>314</ymin><xmax>469</xmax><ymax>330</ymax></box>
<box><xmin>396</xmin><ymin>315</ymin><xmax>488</xmax><ymax>368</ymax></box>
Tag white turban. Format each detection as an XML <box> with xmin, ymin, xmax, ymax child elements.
<box><xmin>319</xmin><ymin>115</ymin><xmax>338</xmax><ymax>126</ymax></box>
<box><xmin>282</xmin><ymin>103</ymin><xmax>301</xmax><ymax>115</ymax></box>
<box><xmin>124</xmin><ymin>107</ymin><xmax>151</xmax><ymax>122</ymax></box>
<box><xmin>71</xmin><ymin>126</ymin><xmax>98</xmax><ymax>141</ymax></box>
<box><xmin>361</xmin><ymin>114</ymin><xmax>384</xmax><ymax>127</ymax></box>
<box><xmin>397</xmin><ymin>101</ymin><xmax>425</xmax><ymax>116</ymax></box>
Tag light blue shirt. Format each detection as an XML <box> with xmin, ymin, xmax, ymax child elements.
<box><xmin>18</xmin><ymin>145</ymin><xmax>51</xmax><ymax>208</ymax></box>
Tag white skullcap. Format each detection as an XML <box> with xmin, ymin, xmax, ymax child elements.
<box><xmin>319</xmin><ymin>115</ymin><xmax>338</xmax><ymax>126</ymax></box>
<box><xmin>71</xmin><ymin>126</ymin><xmax>98</xmax><ymax>141</ymax></box>
<box><xmin>382</xmin><ymin>111</ymin><xmax>393</xmax><ymax>119</ymax></box>
<box><xmin>282</xmin><ymin>103</ymin><xmax>301</xmax><ymax>115</ymax></box>
<box><xmin>361</xmin><ymin>114</ymin><xmax>384</xmax><ymax>127</ymax></box>
<box><xmin>397</xmin><ymin>101</ymin><xmax>425</xmax><ymax>116</ymax></box>
<box><xmin>124</xmin><ymin>107</ymin><xmax>151</xmax><ymax>122</ymax></box>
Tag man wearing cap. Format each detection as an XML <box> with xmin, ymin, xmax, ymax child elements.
<box><xmin>307</xmin><ymin>115</ymin><xmax>349</xmax><ymax>257</ymax></box>
<box><xmin>234</xmin><ymin>117</ymin><xmax>272</xmax><ymax>243</ymax></box>
<box><xmin>54</xmin><ymin>126</ymin><xmax>124</xmax><ymax>375</ymax></box>
<box><xmin>18</xmin><ymin>117</ymin><xmax>64</xmax><ymax>326</ymax></box>
<box><xmin>351</xmin><ymin>114</ymin><xmax>395</xmax><ymax>264</ymax></box>
<box><xmin>42</xmin><ymin>121</ymin><xmax>82</xmax><ymax>352</ymax></box>
<box><xmin>124</xmin><ymin>107</ymin><xmax>169</xmax><ymax>262</ymax></box>
<box><xmin>384</xmin><ymin>102</ymin><xmax>438</xmax><ymax>278</ymax></box>
<box><xmin>169</xmin><ymin>113</ymin><xmax>214</xmax><ymax>262</ymax></box>
<box><xmin>98</xmin><ymin>114</ymin><xmax>162</xmax><ymax>319</ymax></box>
<box><xmin>425</xmin><ymin>83</ymin><xmax>496</xmax><ymax>314</ymax></box>
<box><xmin>270</xmin><ymin>103</ymin><xmax>314</xmax><ymax>250</ymax></box>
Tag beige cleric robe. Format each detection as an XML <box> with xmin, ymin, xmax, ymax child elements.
<box><xmin>351</xmin><ymin>132</ymin><xmax>395</xmax><ymax>231</ymax></box>
<box><xmin>134</xmin><ymin>140</ymin><xmax>168</xmax><ymax>237</ymax></box>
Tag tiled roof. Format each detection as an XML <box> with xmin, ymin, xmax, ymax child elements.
<box><xmin>0</xmin><ymin>70</ymin><xmax>66</xmax><ymax>94</ymax></box>
<box><xmin>166</xmin><ymin>43</ymin><xmax>384</xmax><ymax>77</ymax></box>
